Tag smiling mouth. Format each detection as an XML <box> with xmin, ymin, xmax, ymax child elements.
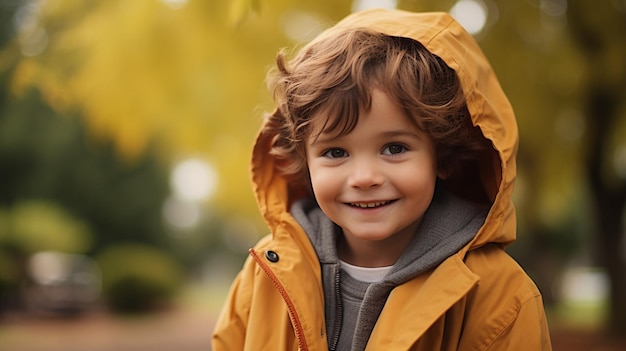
<box><xmin>348</xmin><ymin>200</ymin><xmax>395</xmax><ymax>209</ymax></box>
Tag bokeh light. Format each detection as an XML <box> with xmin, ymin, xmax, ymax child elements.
<box><xmin>170</xmin><ymin>158</ymin><xmax>218</xmax><ymax>202</ymax></box>
<box><xmin>450</xmin><ymin>0</ymin><xmax>488</xmax><ymax>35</ymax></box>
<box><xmin>352</xmin><ymin>0</ymin><xmax>397</xmax><ymax>12</ymax></box>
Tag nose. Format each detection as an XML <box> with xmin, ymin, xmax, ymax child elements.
<box><xmin>347</xmin><ymin>157</ymin><xmax>385</xmax><ymax>189</ymax></box>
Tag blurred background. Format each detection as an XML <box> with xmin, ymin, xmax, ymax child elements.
<box><xmin>0</xmin><ymin>0</ymin><xmax>624</xmax><ymax>350</ymax></box>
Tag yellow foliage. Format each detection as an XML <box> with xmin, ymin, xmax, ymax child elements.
<box><xmin>229</xmin><ymin>0</ymin><xmax>262</xmax><ymax>26</ymax></box>
<box><xmin>5</xmin><ymin>0</ymin><xmax>343</xmax><ymax>219</ymax></box>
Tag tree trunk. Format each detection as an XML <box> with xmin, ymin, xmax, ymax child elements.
<box><xmin>585</xmin><ymin>85</ymin><xmax>626</xmax><ymax>337</ymax></box>
<box><xmin>568</xmin><ymin>1</ymin><xmax>626</xmax><ymax>337</ymax></box>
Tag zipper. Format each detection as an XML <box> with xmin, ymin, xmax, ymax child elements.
<box><xmin>329</xmin><ymin>267</ymin><xmax>342</xmax><ymax>351</ymax></box>
<box><xmin>249</xmin><ymin>248</ymin><xmax>309</xmax><ymax>351</ymax></box>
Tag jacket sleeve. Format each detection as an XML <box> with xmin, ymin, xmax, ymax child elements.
<box><xmin>462</xmin><ymin>245</ymin><xmax>553</xmax><ymax>351</ymax></box>
<box><xmin>211</xmin><ymin>254</ymin><xmax>256</xmax><ymax>351</ymax></box>
<box><xmin>484</xmin><ymin>292</ymin><xmax>552</xmax><ymax>351</ymax></box>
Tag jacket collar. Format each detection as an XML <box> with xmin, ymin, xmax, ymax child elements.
<box><xmin>367</xmin><ymin>254</ymin><xmax>479</xmax><ymax>348</ymax></box>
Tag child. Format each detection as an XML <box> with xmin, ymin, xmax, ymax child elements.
<box><xmin>212</xmin><ymin>8</ymin><xmax>552</xmax><ymax>351</ymax></box>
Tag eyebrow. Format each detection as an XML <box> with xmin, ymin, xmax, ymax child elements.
<box><xmin>310</xmin><ymin>129</ymin><xmax>422</xmax><ymax>145</ymax></box>
<box><xmin>379</xmin><ymin>130</ymin><xmax>422</xmax><ymax>139</ymax></box>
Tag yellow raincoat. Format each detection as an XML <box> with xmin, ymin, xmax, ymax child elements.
<box><xmin>212</xmin><ymin>8</ymin><xmax>552</xmax><ymax>351</ymax></box>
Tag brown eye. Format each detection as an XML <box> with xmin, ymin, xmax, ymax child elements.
<box><xmin>323</xmin><ymin>148</ymin><xmax>348</xmax><ymax>158</ymax></box>
<box><xmin>383</xmin><ymin>144</ymin><xmax>407</xmax><ymax>155</ymax></box>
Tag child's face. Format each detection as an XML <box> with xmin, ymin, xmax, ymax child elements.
<box><xmin>306</xmin><ymin>89</ymin><xmax>440</xmax><ymax>262</ymax></box>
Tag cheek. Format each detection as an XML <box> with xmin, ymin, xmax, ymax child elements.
<box><xmin>308</xmin><ymin>167</ymin><xmax>328</xmax><ymax>193</ymax></box>
<box><xmin>396</xmin><ymin>161</ymin><xmax>438</xmax><ymax>191</ymax></box>
<box><xmin>307</xmin><ymin>166</ymin><xmax>338</xmax><ymax>200</ymax></box>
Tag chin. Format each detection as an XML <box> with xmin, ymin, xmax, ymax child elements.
<box><xmin>345</xmin><ymin>229</ymin><xmax>395</xmax><ymax>242</ymax></box>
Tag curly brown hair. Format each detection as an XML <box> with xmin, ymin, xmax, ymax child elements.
<box><xmin>263</xmin><ymin>28</ymin><xmax>489</xmax><ymax>196</ymax></box>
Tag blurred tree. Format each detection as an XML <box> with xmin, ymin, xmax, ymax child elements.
<box><xmin>0</xmin><ymin>200</ymin><xmax>93</xmax><ymax>254</ymax></box>
<box><xmin>97</xmin><ymin>243</ymin><xmax>183</xmax><ymax>312</ymax></box>
<box><xmin>0</xmin><ymin>88</ymin><xmax>171</xmax><ymax>253</ymax></box>
<box><xmin>7</xmin><ymin>0</ymin><xmax>262</xmax><ymax>221</ymax></box>
<box><xmin>566</xmin><ymin>0</ymin><xmax>626</xmax><ymax>336</ymax></box>
<box><xmin>0</xmin><ymin>0</ymin><xmax>21</xmax><ymax>121</ymax></box>
<box><xmin>0</xmin><ymin>1</ymin><xmax>21</xmax><ymax>50</ymax></box>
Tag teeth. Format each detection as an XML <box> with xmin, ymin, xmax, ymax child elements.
<box><xmin>351</xmin><ymin>201</ymin><xmax>389</xmax><ymax>208</ymax></box>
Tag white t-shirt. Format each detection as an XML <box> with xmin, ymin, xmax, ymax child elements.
<box><xmin>339</xmin><ymin>260</ymin><xmax>393</xmax><ymax>283</ymax></box>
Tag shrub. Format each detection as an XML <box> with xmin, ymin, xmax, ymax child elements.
<box><xmin>96</xmin><ymin>244</ymin><xmax>183</xmax><ymax>313</ymax></box>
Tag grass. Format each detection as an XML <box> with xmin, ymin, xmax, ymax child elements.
<box><xmin>548</xmin><ymin>298</ymin><xmax>608</xmax><ymax>330</ymax></box>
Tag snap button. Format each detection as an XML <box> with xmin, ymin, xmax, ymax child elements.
<box><xmin>265</xmin><ymin>250</ymin><xmax>279</xmax><ymax>262</ymax></box>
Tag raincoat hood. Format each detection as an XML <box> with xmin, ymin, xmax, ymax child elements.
<box><xmin>251</xmin><ymin>8</ymin><xmax>518</xmax><ymax>251</ymax></box>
